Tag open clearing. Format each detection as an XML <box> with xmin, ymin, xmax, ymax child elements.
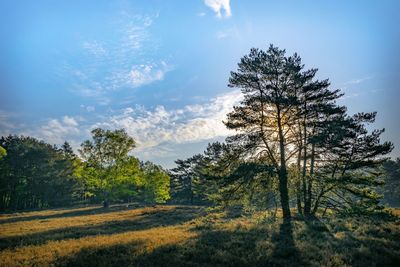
<box><xmin>1</xmin><ymin>205</ymin><xmax>399</xmax><ymax>266</ymax></box>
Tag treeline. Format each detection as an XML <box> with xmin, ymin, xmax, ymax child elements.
<box><xmin>0</xmin><ymin>129</ymin><xmax>170</xmax><ymax>211</ymax></box>
<box><xmin>170</xmin><ymin>142</ymin><xmax>400</xmax><ymax>210</ymax></box>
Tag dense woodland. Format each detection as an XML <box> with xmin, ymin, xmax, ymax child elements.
<box><xmin>0</xmin><ymin>45</ymin><xmax>399</xmax><ymax>215</ymax></box>
<box><xmin>0</xmin><ymin>130</ymin><xmax>170</xmax><ymax>211</ymax></box>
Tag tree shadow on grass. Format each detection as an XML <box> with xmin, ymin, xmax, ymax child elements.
<box><xmin>299</xmin><ymin>215</ymin><xmax>400</xmax><ymax>266</ymax></box>
<box><xmin>56</xmin><ymin>226</ymin><xmax>268</xmax><ymax>267</ymax></box>
<box><xmin>141</xmin><ymin>218</ymin><xmax>303</xmax><ymax>266</ymax></box>
<box><xmin>56</xmin><ymin>219</ymin><xmax>301</xmax><ymax>267</ymax></box>
<box><xmin>269</xmin><ymin>218</ymin><xmax>303</xmax><ymax>266</ymax></box>
<box><xmin>55</xmin><ymin>240</ymin><xmax>146</xmax><ymax>267</ymax></box>
<box><xmin>303</xmin><ymin>216</ymin><xmax>334</xmax><ymax>239</ymax></box>
<box><xmin>0</xmin><ymin>205</ymin><xmax>133</xmax><ymax>225</ymax></box>
<box><xmin>0</xmin><ymin>206</ymin><xmax>204</xmax><ymax>251</ymax></box>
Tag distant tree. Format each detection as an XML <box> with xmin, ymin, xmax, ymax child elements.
<box><xmin>200</xmin><ymin>142</ymin><xmax>237</xmax><ymax>205</ymax></box>
<box><xmin>61</xmin><ymin>141</ymin><xmax>74</xmax><ymax>156</ymax></box>
<box><xmin>382</xmin><ymin>158</ymin><xmax>400</xmax><ymax>207</ymax></box>
<box><xmin>170</xmin><ymin>154</ymin><xmax>206</xmax><ymax>205</ymax></box>
<box><xmin>78</xmin><ymin>128</ymin><xmax>141</xmax><ymax>208</ymax></box>
<box><xmin>141</xmin><ymin>162</ymin><xmax>170</xmax><ymax>203</ymax></box>
<box><xmin>0</xmin><ymin>145</ymin><xmax>6</xmax><ymax>159</ymax></box>
<box><xmin>198</xmin><ymin>141</ymin><xmax>278</xmax><ymax>211</ymax></box>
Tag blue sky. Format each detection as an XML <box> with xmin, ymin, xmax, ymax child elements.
<box><xmin>0</xmin><ymin>0</ymin><xmax>399</xmax><ymax>168</ymax></box>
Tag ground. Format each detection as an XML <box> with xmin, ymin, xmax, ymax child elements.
<box><xmin>0</xmin><ymin>205</ymin><xmax>399</xmax><ymax>267</ymax></box>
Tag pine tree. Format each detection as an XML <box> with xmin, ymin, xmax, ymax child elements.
<box><xmin>170</xmin><ymin>154</ymin><xmax>205</xmax><ymax>204</ymax></box>
<box><xmin>226</xmin><ymin>45</ymin><xmax>312</xmax><ymax>218</ymax></box>
<box><xmin>225</xmin><ymin>44</ymin><xmax>393</xmax><ymax>217</ymax></box>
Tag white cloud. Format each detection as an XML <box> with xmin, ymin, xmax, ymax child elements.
<box><xmin>128</xmin><ymin>63</ymin><xmax>168</xmax><ymax>88</ymax></box>
<box><xmin>106</xmin><ymin>61</ymin><xmax>172</xmax><ymax>90</ymax></box>
<box><xmin>80</xmin><ymin>105</ymin><xmax>95</xmax><ymax>112</ymax></box>
<box><xmin>123</xmin><ymin>107</ymin><xmax>134</xmax><ymax>114</ymax></box>
<box><xmin>204</xmin><ymin>0</ymin><xmax>231</xmax><ymax>18</ymax></box>
<box><xmin>0</xmin><ymin>110</ymin><xmax>18</xmax><ymax>132</ymax></box>
<box><xmin>37</xmin><ymin>116</ymin><xmax>81</xmax><ymax>145</ymax></box>
<box><xmin>62</xmin><ymin>116</ymin><xmax>78</xmax><ymax>127</ymax></box>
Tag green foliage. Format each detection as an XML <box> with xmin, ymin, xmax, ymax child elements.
<box><xmin>141</xmin><ymin>162</ymin><xmax>170</xmax><ymax>203</ymax></box>
<box><xmin>220</xmin><ymin>44</ymin><xmax>393</xmax><ymax>217</ymax></box>
<box><xmin>78</xmin><ymin>128</ymin><xmax>141</xmax><ymax>206</ymax></box>
<box><xmin>0</xmin><ymin>128</ymin><xmax>171</xmax><ymax>210</ymax></box>
<box><xmin>170</xmin><ymin>154</ymin><xmax>207</xmax><ymax>205</ymax></box>
<box><xmin>0</xmin><ymin>136</ymin><xmax>80</xmax><ymax>211</ymax></box>
<box><xmin>0</xmin><ymin>145</ymin><xmax>6</xmax><ymax>159</ymax></box>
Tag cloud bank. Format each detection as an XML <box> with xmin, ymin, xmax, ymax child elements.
<box><xmin>95</xmin><ymin>90</ymin><xmax>242</xmax><ymax>151</ymax></box>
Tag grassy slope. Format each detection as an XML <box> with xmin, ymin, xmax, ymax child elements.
<box><xmin>0</xmin><ymin>205</ymin><xmax>399</xmax><ymax>267</ymax></box>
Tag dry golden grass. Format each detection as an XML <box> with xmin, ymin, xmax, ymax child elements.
<box><xmin>0</xmin><ymin>205</ymin><xmax>176</xmax><ymax>237</ymax></box>
<box><xmin>0</xmin><ymin>225</ymin><xmax>194</xmax><ymax>267</ymax></box>
<box><xmin>0</xmin><ymin>205</ymin><xmax>399</xmax><ymax>266</ymax></box>
<box><xmin>390</xmin><ymin>207</ymin><xmax>400</xmax><ymax>217</ymax></box>
<box><xmin>0</xmin><ymin>205</ymin><xmax>202</xmax><ymax>266</ymax></box>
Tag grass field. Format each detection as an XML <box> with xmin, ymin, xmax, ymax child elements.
<box><xmin>1</xmin><ymin>205</ymin><xmax>399</xmax><ymax>267</ymax></box>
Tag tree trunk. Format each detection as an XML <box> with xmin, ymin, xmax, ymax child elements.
<box><xmin>277</xmin><ymin>106</ymin><xmax>291</xmax><ymax>219</ymax></box>
<box><xmin>296</xmin><ymin>183</ymin><xmax>302</xmax><ymax>215</ymax></box>
<box><xmin>103</xmin><ymin>191</ymin><xmax>109</xmax><ymax>208</ymax></box>
<box><xmin>278</xmin><ymin>166</ymin><xmax>291</xmax><ymax>219</ymax></box>
<box><xmin>296</xmin><ymin>146</ymin><xmax>303</xmax><ymax>215</ymax></box>
<box><xmin>301</xmin><ymin>101</ymin><xmax>308</xmax><ymax>212</ymax></box>
<box><xmin>304</xmin><ymin>143</ymin><xmax>315</xmax><ymax>216</ymax></box>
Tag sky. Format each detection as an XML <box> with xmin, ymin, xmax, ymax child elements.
<box><xmin>0</xmin><ymin>0</ymin><xmax>399</xmax><ymax>168</ymax></box>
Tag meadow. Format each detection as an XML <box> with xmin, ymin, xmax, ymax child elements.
<box><xmin>0</xmin><ymin>205</ymin><xmax>399</xmax><ymax>267</ymax></box>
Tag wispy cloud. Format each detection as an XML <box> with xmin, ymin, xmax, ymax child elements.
<box><xmin>204</xmin><ymin>0</ymin><xmax>232</xmax><ymax>18</ymax></box>
<box><xmin>342</xmin><ymin>76</ymin><xmax>374</xmax><ymax>86</ymax></box>
<box><xmin>107</xmin><ymin>61</ymin><xmax>172</xmax><ymax>90</ymax></box>
<box><xmin>82</xmin><ymin>41</ymin><xmax>107</xmax><ymax>56</ymax></box>
<box><xmin>216</xmin><ymin>27</ymin><xmax>240</xmax><ymax>39</ymax></box>
<box><xmin>0</xmin><ymin>110</ymin><xmax>17</xmax><ymax>131</ymax></box>
<box><xmin>0</xmin><ymin>110</ymin><xmax>23</xmax><ymax>137</ymax></box>
<box><xmin>62</xmin><ymin>13</ymin><xmax>169</xmax><ymax>103</ymax></box>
